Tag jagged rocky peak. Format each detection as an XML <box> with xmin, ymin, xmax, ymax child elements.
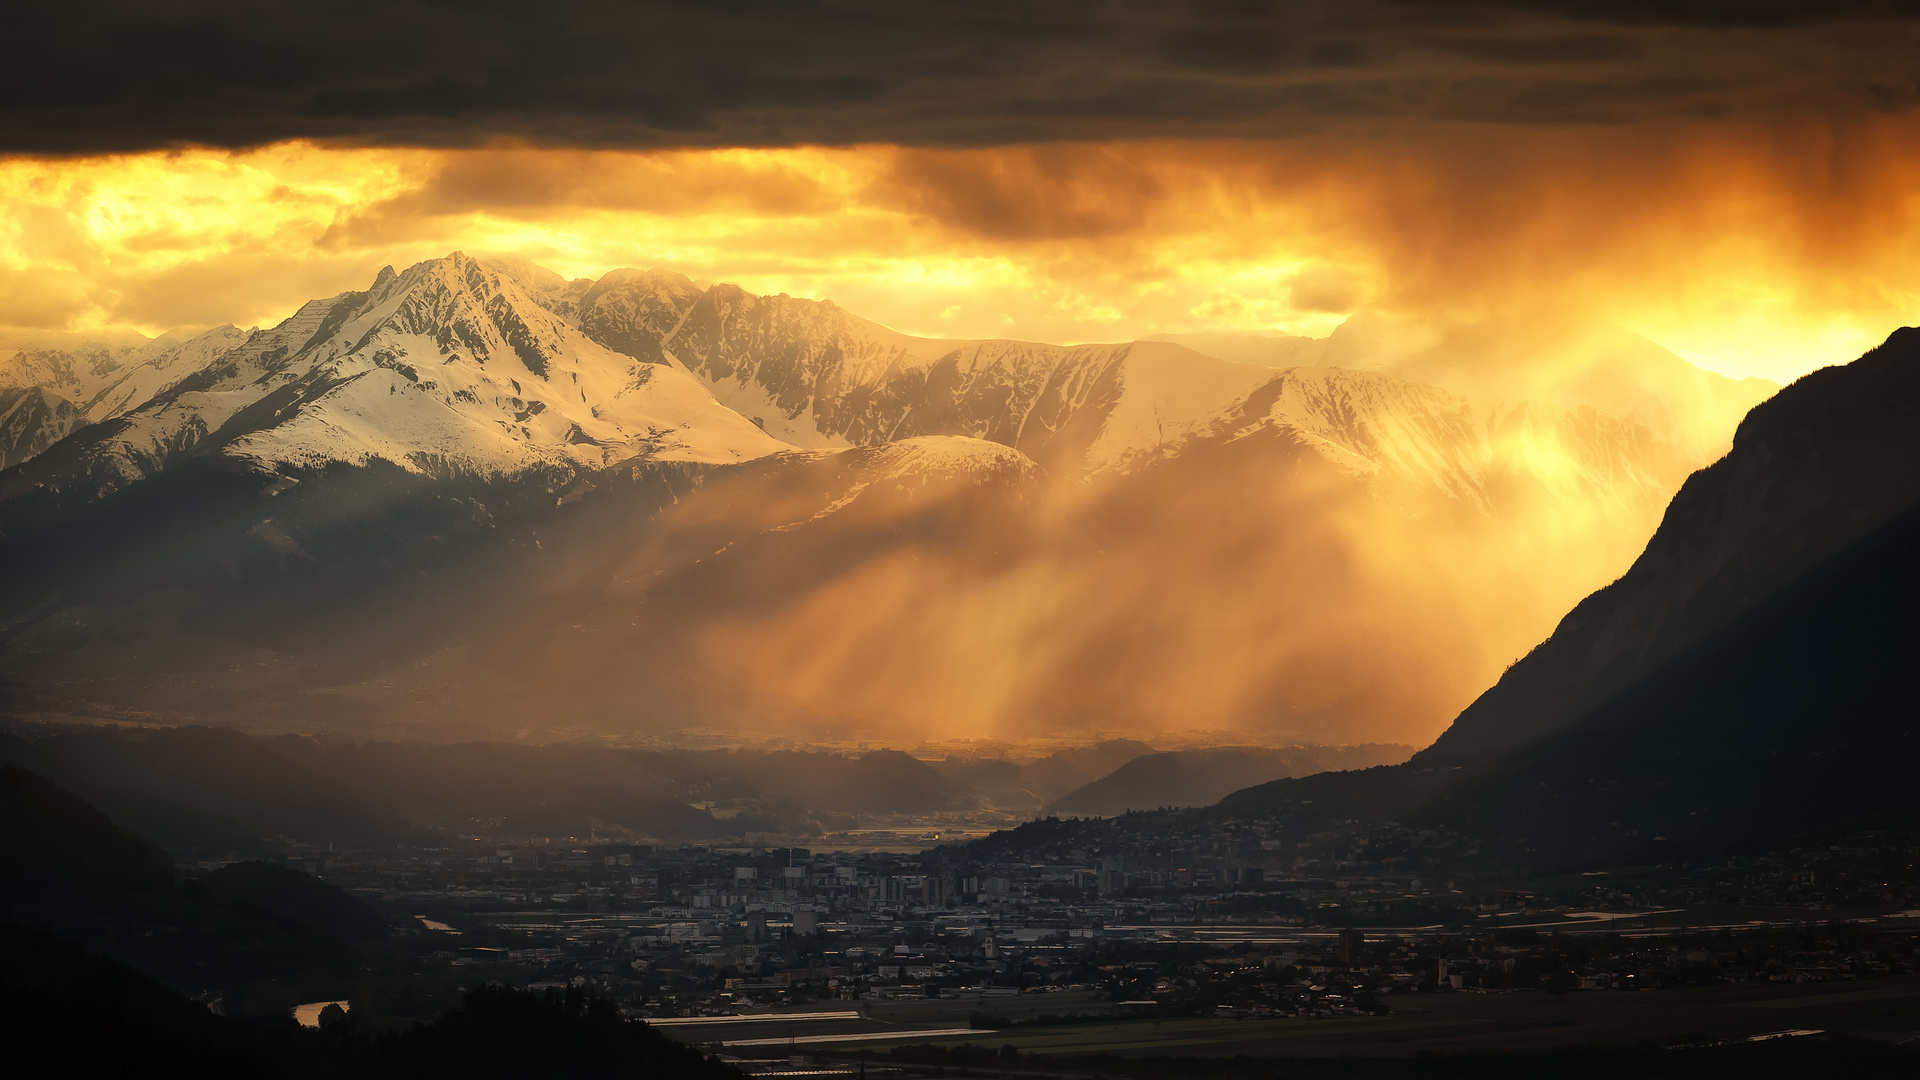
<box><xmin>0</xmin><ymin>386</ymin><xmax>82</xmax><ymax>470</ymax></box>
<box><xmin>0</xmin><ymin>340</ymin><xmax>133</xmax><ymax>396</ymax></box>
<box><xmin>576</xmin><ymin>268</ymin><xmax>706</xmax><ymax>366</ymax></box>
<box><xmin>646</xmin><ymin>284</ymin><xmax>1278</xmax><ymax>473</ymax></box>
<box><xmin>473</xmin><ymin>254</ymin><xmax>593</xmax><ymax>320</ymax></box>
<box><xmin>204</xmin><ymin>251</ymin><xmax>785</xmax><ymax>474</ymax></box>
<box><xmin>350</xmin><ymin>252</ymin><xmax>578</xmax><ymax>378</ymax></box>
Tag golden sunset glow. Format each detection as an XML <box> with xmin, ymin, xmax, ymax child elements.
<box><xmin>7</xmin><ymin>117</ymin><xmax>1920</xmax><ymax>382</ymax></box>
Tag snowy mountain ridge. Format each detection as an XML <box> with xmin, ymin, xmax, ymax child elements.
<box><xmin>0</xmin><ymin>253</ymin><xmax>785</xmax><ymax>506</ymax></box>
<box><xmin>525</xmin><ymin>259</ymin><xmax>1729</xmax><ymax>512</ymax></box>
<box><xmin>3</xmin><ymin>252</ymin><xmax>1756</xmax><ymax>533</ymax></box>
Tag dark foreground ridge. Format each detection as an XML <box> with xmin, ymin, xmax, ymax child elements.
<box><xmin>1</xmin><ymin>761</ymin><xmax>737</xmax><ymax>1077</ymax></box>
<box><xmin>1</xmin><ymin>923</ymin><xmax>737</xmax><ymax>1079</ymax></box>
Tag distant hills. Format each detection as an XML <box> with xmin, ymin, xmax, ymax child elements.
<box><xmin>1050</xmin><ymin>744</ymin><xmax>1411</xmax><ymax>817</ymax></box>
<box><xmin>0</xmin><ymin>723</ymin><xmax>1404</xmax><ymax>850</ymax></box>
<box><xmin>1218</xmin><ymin>327</ymin><xmax>1920</xmax><ymax>866</ymax></box>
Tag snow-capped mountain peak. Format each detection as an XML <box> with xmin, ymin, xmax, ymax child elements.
<box><xmin>0</xmin><ymin>253</ymin><xmax>785</xmax><ymax>505</ymax></box>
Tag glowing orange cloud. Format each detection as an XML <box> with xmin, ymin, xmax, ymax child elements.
<box><xmin>4</xmin><ymin>116</ymin><xmax>1919</xmax><ymax>382</ymax></box>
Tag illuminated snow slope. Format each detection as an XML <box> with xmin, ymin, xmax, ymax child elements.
<box><xmin>1</xmin><ymin>254</ymin><xmax>785</xmax><ymax>501</ymax></box>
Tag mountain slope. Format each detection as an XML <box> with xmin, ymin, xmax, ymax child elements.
<box><xmin>561</xmin><ymin>267</ymin><xmax>1713</xmax><ymax>552</ymax></box>
<box><xmin>0</xmin><ymin>256</ymin><xmax>798</xmax><ymax>727</ymax></box>
<box><xmin>1422</xmin><ymin>325</ymin><xmax>1920</xmax><ymax>761</ymax></box>
<box><xmin>0</xmin><ymin>761</ymin><xmax>175</xmax><ymax>892</ymax></box>
<box><xmin>0</xmin><ymin>386</ymin><xmax>80</xmax><ymax>469</ymax></box>
<box><xmin>564</xmin><ymin>270</ymin><xmax>1752</xmax><ymax>501</ymax></box>
<box><xmin>663</xmin><ymin>290</ymin><xmax>1274</xmax><ymax>473</ymax></box>
<box><xmin>564</xmin><ymin>273</ymin><xmax>1277</xmax><ymax>471</ymax></box>
<box><xmin>334</xmin><ymin>433</ymin><xmax>1048</xmax><ymax>738</ymax></box>
<box><xmin>1218</xmin><ymin>327</ymin><xmax>1920</xmax><ymax>862</ymax></box>
<box><xmin>0</xmin><ymin>763</ymin><xmax>380</xmax><ymax>1010</ymax></box>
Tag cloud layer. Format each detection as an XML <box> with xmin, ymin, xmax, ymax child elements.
<box><xmin>4</xmin><ymin>2</ymin><xmax>1918</xmax><ymax>153</ymax></box>
<box><xmin>7</xmin><ymin>113</ymin><xmax>1920</xmax><ymax>382</ymax></box>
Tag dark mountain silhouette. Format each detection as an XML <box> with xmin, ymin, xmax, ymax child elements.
<box><xmin>0</xmin><ymin>761</ymin><xmax>175</xmax><ymax>892</ymax></box>
<box><xmin>383</xmin><ymin>983</ymin><xmax>739</xmax><ymax>1080</ymax></box>
<box><xmin>0</xmin><ymin>725</ymin><xmax>397</xmax><ymax>855</ymax></box>
<box><xmin>1051</xmin><ymin>744</ymin><xmax>1413</xmax><ymax>817</ymax></box>
<box><xmin>1021</xmin><ymin>740</ymin><xmax>1157</xmax><ymax>802</ymax></box>
<box><xmin>1218</xmin><ymin>326</ymin><xmax>1920</xmax><ymax>865</ymax></box>
<box><xmin>0</xmin><ymin>922</ymin><xmax>740</xmax><ymax>1079</ymax></box>
<box><xmin>1424</xmin><ymin>326</ymin><xmax>1920</xmax><ymax>762</ymax></box>
<box><xmin>193</xmin><ymin>861</ymin><xmax>387</xmax><ymax>944</ymax></box>
<box><xmin>0</xmin><ymin>764</ymin><xmax>380</xmax><ymax>1010</ymax></box>
<box><xmin>0</xmin><ymin>922</ymin><xmax>323</xmax><ymax>1078</ymax></box>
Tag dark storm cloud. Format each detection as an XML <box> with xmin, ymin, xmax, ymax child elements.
<box><xmin>2</xmin><ymin>0</ymin><xmax>1917</xmax><ymax>152</ymax></box>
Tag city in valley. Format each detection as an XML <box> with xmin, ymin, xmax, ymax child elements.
<box><xmin>294</xmin><ymin>808</ymin><xmax>1920</xmax><ymax>1062</ymax></box>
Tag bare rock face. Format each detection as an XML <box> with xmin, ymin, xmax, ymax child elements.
<box><xmin>0</xmin><ymin>387</ymin><xmax>81</xmax><ymax>470</ymax></box>
<box><xmin>1423</xmin><ymin>326</ymin><xmax>1920</xmax><ymax>761</ymax></box>
<box><xmin>576</xmin><ymin>268</ymin><xmax>704</xmax><ymax>367</ymax></box>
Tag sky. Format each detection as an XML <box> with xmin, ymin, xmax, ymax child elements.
<box><xmin>5</xmin><ymin>2</ymin><xmax>1920</xmax><ymax>382</ymax></box>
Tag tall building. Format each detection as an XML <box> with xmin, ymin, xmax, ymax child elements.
<box><xmin>1337</xmin><ymin>927</ymin><xmax>1364</xmax><ymax>968</ymax></box>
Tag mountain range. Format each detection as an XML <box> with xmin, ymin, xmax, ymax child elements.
<box><xmin>0</xmin><ymin>253</ymin><xmax>1775</xmax><ymax>745</ymax></box>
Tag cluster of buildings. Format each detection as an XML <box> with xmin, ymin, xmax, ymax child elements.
<box><xmin>273</xmin><ymin>814</ymin><xmax>1920</xmax><ymax>1026</ymax></box>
